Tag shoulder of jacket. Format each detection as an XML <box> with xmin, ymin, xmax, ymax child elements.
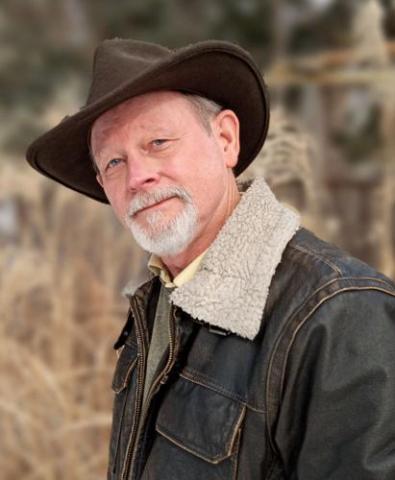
<box><xmin>264</xmin><ymin>227</ymin><xmax>394</xmax><ymax>335</ymax></box>
<box><xmin>280</xmin><ymin>227</ymin><xmax>393</xmax><ymax>292</ymax></box>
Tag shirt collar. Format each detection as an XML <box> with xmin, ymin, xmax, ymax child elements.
<box><xmin>148</xmin><ymin>250</ymin><xmax>207</xmax><ymax>288</ymax></box>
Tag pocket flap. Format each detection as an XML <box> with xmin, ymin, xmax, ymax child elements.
<box><xmin>111</xmin><ymin>342</ymin><xmax>138</xmax><ymax>394</ymax></box>
<box><xmin>156</xmin><ymin>376</ymin><xmax>245</xmax><ymax>463</ymax></box>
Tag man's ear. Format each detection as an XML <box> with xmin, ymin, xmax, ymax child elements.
<box><xmin>212</xmin><ymin>109</ymin><xmax>240</xmax><ymax>169</ymax></box>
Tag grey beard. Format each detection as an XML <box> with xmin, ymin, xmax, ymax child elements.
<box><xmin>124</xmin><ymin>186</ymin><xmax>198</xmax><ymax>257</ymax></box>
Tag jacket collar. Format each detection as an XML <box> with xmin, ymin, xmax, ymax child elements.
<box><xmin>126</xmin><ymin>178</ymin><xmax>300</xmax><ymax>340</ymax></box>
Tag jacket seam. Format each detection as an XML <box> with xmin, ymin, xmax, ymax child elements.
<box><xmin>155</xmin><ymin>427</ymin><xmax>229</xmax><ymax>464</ymax></box>
<box><xmin>179</xmin><ymin>370</ymin><xmax>247</xmax><ymax>405</ymax></box>
<box><xmin>265</xmin><ymin>284</ymin><xmax>395</xmax><ymax>454</ymax></box>
<box><xmin>299</xmin><ymin>276</ymin><xmax>395</xmax><ymax>308</ymax></box>
<box><xmin>231</xmin><ymin>428</ymin><xmax>242</xmax><ymax>480</ymax></box>
<box><xmin>245</xmin><ymin>403</ymin><xmax>267</xmax><ymax>414</ymax></box>
<box><xmin>288</xmin><ymin>243</ymin><xmax>343</xmax><ymax>275</ymax></box>
<box><xmin>279</xmin><ymin>286</ymin><xmax>395</xmax><ymax>396</ymax></box>
<box><xmin>180</xmin><ymin>369</ymin><xmax>266</xmax><ymax>413</ymax></box>
<box><xmin>156</xmin><ymin>403</ymin><xmax>246</xmax><ymax>464</ymax></box>
<box><xmin>230</xmin><ymin>407</ymin><xmax>246</xmax><ymax>480</ymax></box>
<box><xmin>109</xmin><ymin>383</ymin><xmax>132</xmax><ymax>476</ymax></box>
<box><xmin>230</xmin><ymin>404</ymin><xmax>246</xmax><ymax>472</ymax></box>
<box><xmin>335</xmin><ymin>275</ymin><xmax>394</xmax><ymax>290</ymax></box>
<box><xmin>112</xmin><ymin>357</ymin><xmax>138</xmax><ymax>394</ymax></box>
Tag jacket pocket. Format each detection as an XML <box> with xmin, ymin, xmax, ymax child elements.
<box><xmin>111</xmin><ymin>342</ymin><xmax>138</xmax><ymax>393</ymax></box>
<box><xmin>108</xmin><ymin>340</ymin><xmax>138</xmax><ymax>480</ymax></box>
<box><xmin>143</xmin><ymin>375</ymin><xmax>245</xmax><ymax>479</ymax></box>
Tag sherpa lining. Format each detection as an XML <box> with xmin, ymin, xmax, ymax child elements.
<box><xmin>169</xmin><ymin>177</ymin><xmax>300</xmax><ymax>340</ymax></box>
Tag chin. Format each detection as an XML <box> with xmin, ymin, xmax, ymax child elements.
<box><xmin>128</xmin><ymin>220</ymin><xmax>197</xmax><ymax>257</ymax></box>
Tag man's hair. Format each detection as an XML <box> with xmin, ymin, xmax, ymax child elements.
<box><xmin>89</xmin><ymin>93</ymin><xmax>223</xmax><ymax>175</ymax></box>
<box><xmin>182</xmin><ymin>93</ymin><xmax>223</xmax><ymax>134</ymax></box>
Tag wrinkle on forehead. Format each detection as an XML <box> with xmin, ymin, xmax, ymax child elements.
<box><xmin>93</xmin><ymin>91</ymin><xmax>185</xmax><ymax>135</ymax></box>
<box><xmin>90</xmin><ymin>99</ymin><xmax>134</xmax><ymax>155</ymax></box>
<box><xmin>90</xmin><ymin>91</ymin><xmax>196</xmax><ymax>158</ymax></box>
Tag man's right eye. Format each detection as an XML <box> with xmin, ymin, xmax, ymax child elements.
<box><xmin>105</xmin><ymin>158</ymin><xmax>122</xmax><ymax>171</ymax></box>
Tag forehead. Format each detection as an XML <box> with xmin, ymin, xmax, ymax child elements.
<box><xmin>91</xmin><ymin>90</ymin><xmax>196</xmax><ymax>141</ymax></box>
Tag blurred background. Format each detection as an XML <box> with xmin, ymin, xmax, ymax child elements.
<box><xmin>1</xmin><ymin>0</ymin><xmax>394</xmax><ymax>478</ymax></box>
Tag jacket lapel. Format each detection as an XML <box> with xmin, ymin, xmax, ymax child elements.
<box><xmin>170</xmin><ymin>178</ymin><xmax>300</xmax><ymax>340</ymax></box>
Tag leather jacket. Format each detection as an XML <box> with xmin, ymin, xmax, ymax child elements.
<box><xmin>107</xmin><ymin>179</ymin><xmax>395</xmax><ymax>480</ymax></box>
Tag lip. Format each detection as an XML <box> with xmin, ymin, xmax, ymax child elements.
<box><xmin>134</xmin><ymin>196</ymin><xmax>177</xmax><ymax>216</ymax></box>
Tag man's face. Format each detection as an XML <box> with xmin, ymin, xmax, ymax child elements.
<box><xmin>90</xmin><ymin>91</ymin><xmax>239</xmax><ymax>258</ymax></box>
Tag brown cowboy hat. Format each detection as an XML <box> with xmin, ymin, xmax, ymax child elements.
<box><xmin>26</xmin><ymin>39</ymin><xmax>270</xmax><ymax>203</ymax></box>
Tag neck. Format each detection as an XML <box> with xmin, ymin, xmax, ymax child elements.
<box><xmin>161</xmin><ymin>180</ymin><xmax>241</xmax><ymax>277</ymax></box>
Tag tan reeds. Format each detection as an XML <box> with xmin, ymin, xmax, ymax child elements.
<box><xmin>351</xmin><ymin>0</ymin><xmax>395</xmax><ymax>278</ymax></box>
<box><xmin>2</xmin><ymin>4</ymin><xmax>395</xmax><ymax>475</ymax></box>
<box><xmin>261</xmin><ymin>0</ymin><xmax>394</xmax><ymax>277</ymax></box>
<box><xmin>240</xmin><ymin>106</ymin><xmax>334</xmax><ymax>239</ymax></box>
<box><xmin>0</xmin><ymin>163</ymin><xmax>145</xmax><ymax>479</ymax></box>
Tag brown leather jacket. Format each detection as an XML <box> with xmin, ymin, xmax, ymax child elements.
<box><xmin>108</xmin><ymin>180</ymin><xmax>395</xmax><ymax>480</ymax></box>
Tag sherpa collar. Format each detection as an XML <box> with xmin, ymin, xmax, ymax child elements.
<box><xmin>170</xmin><ymin>177</ymin><xmax>300</xmax><ymax>339</ymax></box>
<box><xmin>126</xmin><ymin>178</ymin><xmax>300</xmax><ymax>341</ymax></box>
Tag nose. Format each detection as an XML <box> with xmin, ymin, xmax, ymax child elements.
<box><xmin>125</xmin><ymin>154</ymin><xmax>160</xmax><ymax>192</ymax></box>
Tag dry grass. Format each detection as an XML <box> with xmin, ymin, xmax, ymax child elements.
<box><xmin>0</xmin><ymin>163</ymin><xmax>145</xmax><ymax>479</ymax></box>
<box><xmin>240</xmin><ymin>106</ymin><xmax>330</xmax><ymax>238</ymax></box>
<box><xmin>1</xmin><ymin>134</ymin><xmax>394</xmax><ymax>479</ymax></box>
<box><xmin>2</xmin><ymin>5</ymin><xmax>395</xmax><ymax>467</ymax></box>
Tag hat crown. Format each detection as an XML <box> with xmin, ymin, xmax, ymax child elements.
<box><xmin>87</xmin><ymin>39</ymin><xmax>172</xmax><ymax>105</ymax></box>
<box><xmin>26</xmin><ymin>38</ymin><xmax>269</xmax><ymax>203</ymax></box>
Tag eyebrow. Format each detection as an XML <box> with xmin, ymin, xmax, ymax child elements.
<box><xmin>89</xmin><ymin>126</ymin><xmax>122</xmax><ymax>164</ymax></box>
<box><xmin>90</xmin><ymin>120</ymin><xmax>183</xmax><ymax>163</ymax></box>
<box><xmin>93</xmin><ymin>146</ymin><xmax>121</xmax><ymax>166</ymax></box>
<box><xmin>137</xmin><ymin>124</ymin><xmax>179</xmax><ymax>136</ymax></box>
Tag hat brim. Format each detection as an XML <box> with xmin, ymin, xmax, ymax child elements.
<box><xmin>26</xmin><ymin>42</ymin><xmax>270</xmax><ymax>203</ymax></box>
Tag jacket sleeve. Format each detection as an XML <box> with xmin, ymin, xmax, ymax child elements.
<box><xmin>274</xmin><ymin>288</ymin><xmax>395</xmax><ymax>480</ymax></box>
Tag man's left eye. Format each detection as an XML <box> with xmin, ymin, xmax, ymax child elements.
<box><xmin>151</xmin><ymin>139</ymin><xmax>168</xmax><ymax>148</ymax></box>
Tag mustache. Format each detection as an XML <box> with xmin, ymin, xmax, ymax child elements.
<box><xmin>126</xmin><ymin>186</ymin><xmax>192</xmax><ymax>217</ymax></box>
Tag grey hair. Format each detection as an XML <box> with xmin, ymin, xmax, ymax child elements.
<box><xmin>181</xmin><ymin>93</ymin><xmax>223</xmax><ymax>133</ymax></box>
<box><xmin>89</xmin><ymin>93</ymin><xmax>223</xmax><ymax>174</ymax></box>
<box><xmin>88</xmin><ymin>138</ymin><xmax>99</xmax><ymax>174</ymax></box>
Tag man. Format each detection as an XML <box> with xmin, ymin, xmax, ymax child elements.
<box><xmin>26</xmin><ymin>39</ymin><xmax>395</xmax><ymax>480</ymax></box>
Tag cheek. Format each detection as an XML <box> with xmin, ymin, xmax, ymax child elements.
<box><xmin>183</xmin><ymin>160</ymin><xmax>227</xmax><ymax>209</ymax></box>
<box><xmin>185</xmin><ymin>157</ymin><xmax>225</xmax><ymax>192</ymax></box>
<box><xmin>112</xmin><ymin>203</ymin><xmax>127</xmax><ymax>225</ymax></box>
<box><xmin>190</xmin><ymin>180</ymin><xmax>223</xmax><ymax>215</ymax></box>
<box><xmin>104</xmin><ymin>188</ymin><xmax>129</xmax><ymax>225</ymax></box>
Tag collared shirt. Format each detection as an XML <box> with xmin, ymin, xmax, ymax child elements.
<box><xmin>148</xmin><ymin>250</ymin><xmax>207</xmax><ymax>288</ymax></box>
<box><xmin>143</xmin><ymin>250</ymin><xmax>207</xmax><ymax>405</ymax></box>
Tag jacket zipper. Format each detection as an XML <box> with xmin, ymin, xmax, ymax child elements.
<box><xmin>120</xmin><ymin>299</ymin><xmax>178</xmax><ymax>480</ymax></box>
<box><xmin>120</xmin><ymin>296</ymin><xmax>148</xmax><ymax>480</ymax></box>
